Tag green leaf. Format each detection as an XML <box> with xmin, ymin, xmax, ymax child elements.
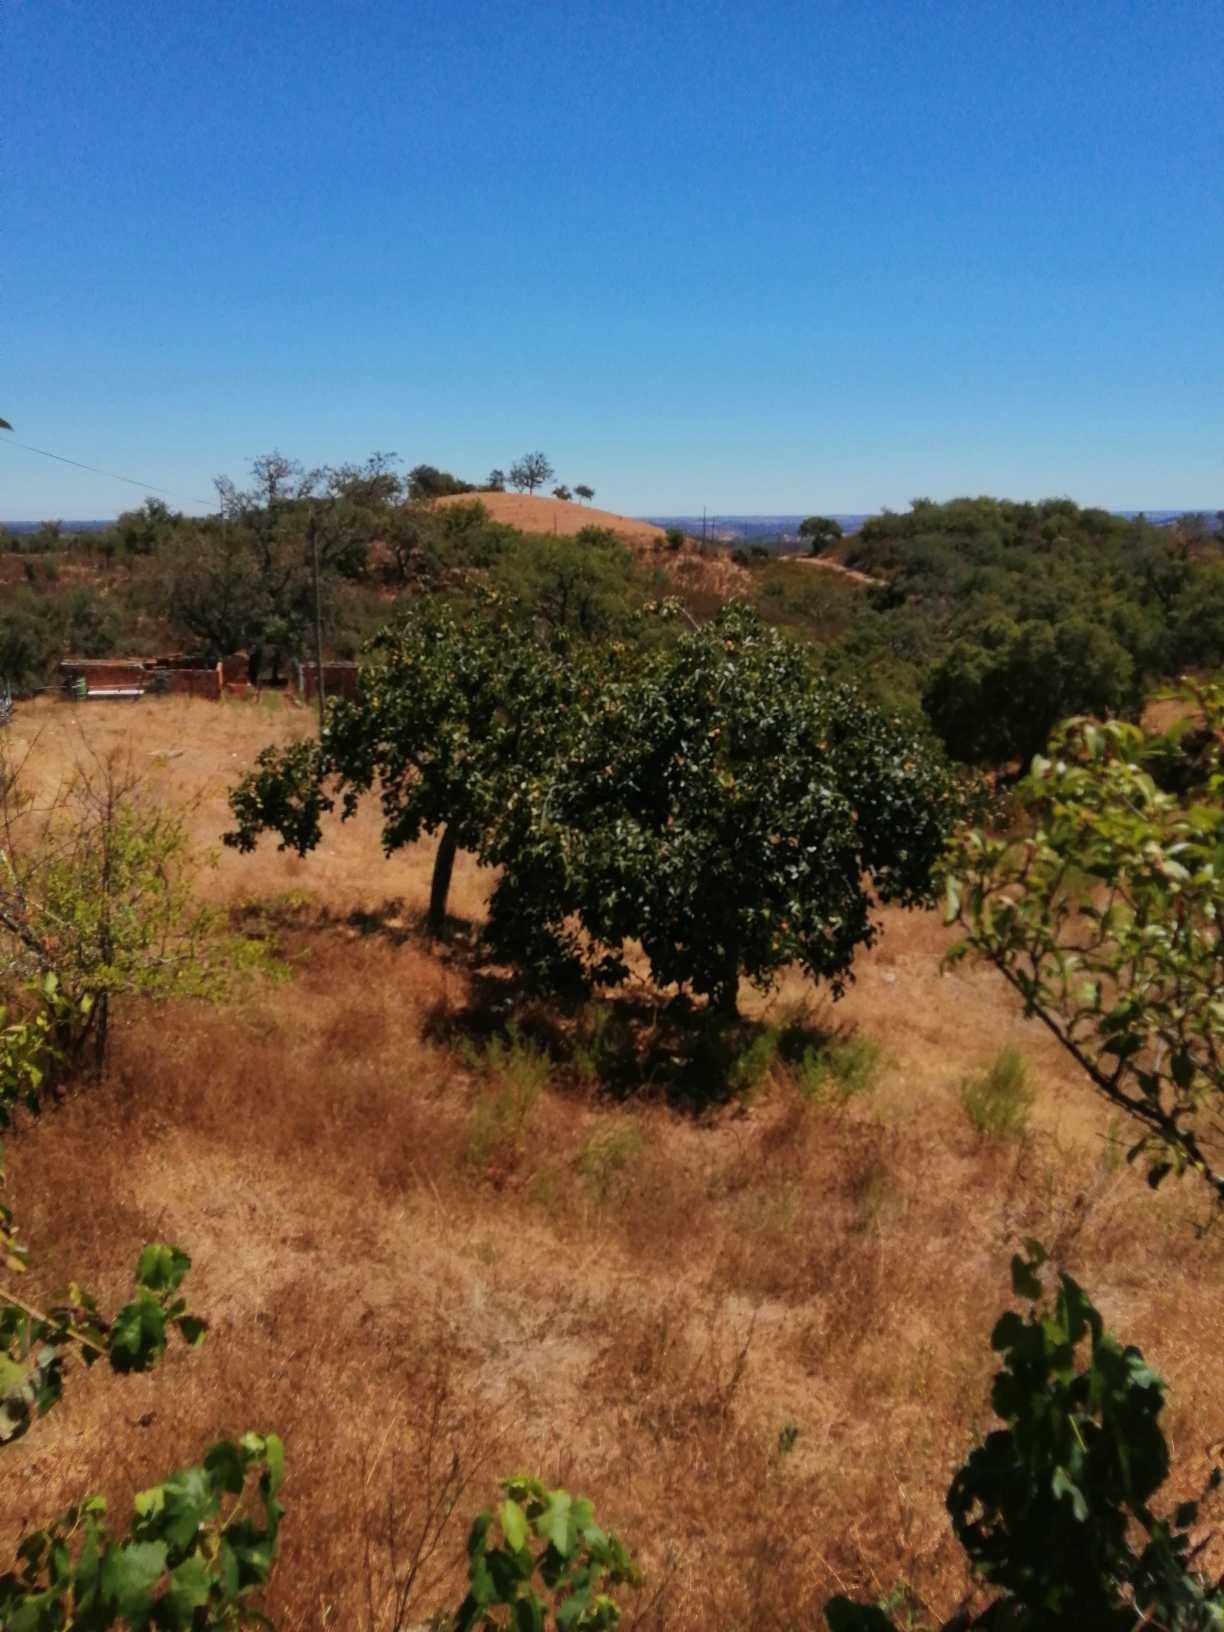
<box><xmin>100</xmin><ymin>1538</ymin><xmax>168</xmax><ymax>1620</ymax></box>
<box><xmin>541</xmin><ymin>1488</ymin><xmax>573</xmax><ymax>1557</ymax></box>
<box><xmin>825</xmin><ymin>1599</ymin><xmax>897</xmax><ymax>1631</ymax></box>
<box><xmin>107</xmin><ymin>1295</ymin><xmax>167</xmax><ymax>1373</ymax></box>
<box><xmin>135</xmin><ymin>1243</ymin><xmax>191</xmax><ymax>1293</ymax></box>
<box><xmin>1052</xmin><ymin>1466</ymin><xmax>1089</xmax><ymax>1521</ymax></box>
<box><xmin>501</xmin><ymin>1497</ymin><xmax>528</xmax><ymax>1553</ymax></box>
<box><xmin>1010</xmin><ymin>1247</ymin><xmax>1045</xmax><ymax>1302</ymax></box>
<box><xmin>163</xmin><ymin>1554</ymin><xmax>212</xmax><ymax>1619</ymax></box>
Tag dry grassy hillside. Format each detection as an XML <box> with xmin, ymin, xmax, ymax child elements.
<box><xmin>2</xmin><ymin>696</ymin><xmax>1221</xmax><ymax>1630</ymax></box>
<box><xmin>437</xmin><ymin>491</ymin><xmax>670</xmax><ymax>547</ymax></box>
<box><xmin>438</xmin><ymin>490</ymin><xmax>752</xmax><ymax>601</ymax></box>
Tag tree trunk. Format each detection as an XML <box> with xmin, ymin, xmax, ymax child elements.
<box><xmin>427</xmin><ymin>825</ymin><xmax>458</xmax><ymax>937</ymax></box>
<box><xmin>710</xmin><ymin>944</ymin><xmax>740</xmax><ymax>1020</ymax></box>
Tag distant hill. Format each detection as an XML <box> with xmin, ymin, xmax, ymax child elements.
<box><xmin>436</xmin><ymin>490</ymin><xmax>670</xmax><ymax>546</ymax></box>
<box><xmin>3</xmin><ymin>518</ymin><xmax>113</xmax><ymax>534</ymax></box>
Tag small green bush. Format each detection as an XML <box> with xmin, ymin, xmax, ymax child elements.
<box><xmin>797</xmin><ymin>1036</ymin><xmax>880</xmax><ymax>1105</ymax></box>
<box><xmin>571</xmin><ymin>1001</ymin><xmax>633</xmax><ymax>1088</ymax></box>
<box><xmin>960</xmin><ymin>1046</ymin><xmax>1034</xmax><ymax>1141</ymax></box>
<box><xmin>576</xmin><ymin>1120</ymin><xmax>644</xmax><ymax>1204</ymax></box>
<box><xmin>464</xmin><ymin>1024</ymin><xmax>550</xmax><ymax>1169</ymax></box>
<box><xmin>728</xmin><ymin>1027</ymin><xmax>781</xmax><ymax>1095</ymax></box>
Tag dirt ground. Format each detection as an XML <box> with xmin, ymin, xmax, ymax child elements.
<box><xmin>1</xmin><ymin>696</ymin><xmax>1221</xmax><ymax>1630</ymax></box>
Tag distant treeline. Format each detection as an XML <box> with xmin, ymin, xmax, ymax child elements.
<box><xmin>4</xmin><ymin>464</ymin><xmax>1224</xmax><ymax>775</ymax></box>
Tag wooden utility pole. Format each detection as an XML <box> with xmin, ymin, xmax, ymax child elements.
<box><xmin>308</xmin><ymin>507</ymin><xmax>326</xmax><ymax>733</ymax></box>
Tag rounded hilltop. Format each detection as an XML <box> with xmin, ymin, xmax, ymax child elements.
<box><xmin>436</xmin><ymin>489</ymin><xmax>671</xmax><ymax>547</ymax></box>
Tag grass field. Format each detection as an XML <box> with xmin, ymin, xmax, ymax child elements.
<box><xmin>2</xmin><ymin>695</ymin><xmax>1221</xmax><ymax>1629</ymax></box>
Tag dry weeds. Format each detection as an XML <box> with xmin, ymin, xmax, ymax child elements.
<box><xmin>1</xmin><ymin>696</ymin><xmax>1221</xmax><ymax>1629</ymax></box>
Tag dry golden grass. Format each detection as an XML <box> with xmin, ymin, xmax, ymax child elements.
<box><xmin>2</xmin><ymin>696</ymin><xmax>1222</xmax><ymax>1629</ymax></box>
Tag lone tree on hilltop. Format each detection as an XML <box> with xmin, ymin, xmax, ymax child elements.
<box><xmin>574</xmin><ymin>484</ymin><xmax>594</xmax><ymax>505</ymax></box>
<box><xmin>798</xmin><ymin>515</ymin><xmax>843</xmax><ymax>555</ymax></box>
<box><xmin>509</xmin><ymin>452</ymin><xmax>554</xmax><ymax>495</ymax></box>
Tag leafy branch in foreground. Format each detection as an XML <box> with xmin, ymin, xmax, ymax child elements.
<box><xmin>0</xmin><ymin>1431</ymin><xmax>283</xmax><ymax>1630</ymax></box>
<box><xmin>0</xmin><ymin>1240</ymin><xmax>206</xmax><ymax>1447</ymax></box>
<box><xmin>0</xmin><ymin>975</ymin><xmax>284</xmax><ymax>1629</ymax></box>
<box><xmin>452</xmin><ymin>1477</ymin><xmax>640</xmax><ymax>1631</ymax></box>
<box><xmin>943</xmin><ymin>685</ymin><xmax>1224</xmax><ymax>1204</ymax></box>
<box><xmin>827</xmin><ymin>1242</ymin><xmax>1223</xmax><ymax>1631</ymax></box>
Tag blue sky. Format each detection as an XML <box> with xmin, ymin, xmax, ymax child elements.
<box><xmin>4</xmin><ymin>0</ymin><xmax>1221</xmax><ymax>518</ymax></box>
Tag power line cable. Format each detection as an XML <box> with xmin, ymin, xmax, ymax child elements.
<box><xmin>0</xmin><ymin>435</ymin><xmax>213</xmax><ymax>508</ymax></box>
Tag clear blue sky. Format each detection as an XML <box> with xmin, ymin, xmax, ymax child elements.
<box><xmin>5</xmin><ymin>0</ymin><xmax>1221</xmax><ymax>519</ymax></box>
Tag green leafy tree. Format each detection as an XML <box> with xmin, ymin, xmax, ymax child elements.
<box><xmin>452</xmin><ymin>1477</ymin><xmax>639</xmax><ymax>1631</ymax></box>
<box><xmin>0</xmin><ymin>749</ymin><xmax>270</xmax><ymax>1075</ymax></box>
<box><xmin>944</xmin><ymin>689</ymin><xmax>1224</xmax><ymax>1203</ymax></box>
<box><xmin>113</xmin><ymin>498</ymin><xmax>181</xmax><ymax>556</ymax></box>
<box><xmin>491</xmin><ymin>532</ymin><xmax>637</xmax><ymax>643</ymax></box>
<box><xmin>487</xmin><ymin>604</ymin><xmax>962</xmax><ymax>1013</ymax></box>
<box><xmin>574</xmin><ymin>485</ymin><xmax>595</xmax><ymax>505</ymax></box>
<box><xmin>226</xmin><ymin>596</ymin><xmax>578</xmax><ymax>936</ymax></box>
<box><xmin>229</xmin><ymin>603</ymin><xmax>959</xmax><ymax>1013</ymax></box>
<box><xmin>406</xmin><ymin>463</ymin><xmax>475</xmax><ymax>502</ymax></box>
<box><xmin>323</xmin><ymin>449</ymin><xmax>402</xmax><ymax>508</ymax></box>
<box><xmin>826</xmin><ymin>1243</ymin><xmax>1223</xmax><ymax>1631</ymax></box>
<box><xmin>509</xmin><ymin>452</ymin><xmax>554</xmax><ymax>495</ymax></box>
<box><xmin>923</xmin><ymin>614</ymin><xmax>1138</xmax><ymax>768</ymax></box>
<box><xmin>798</xmin><ymin>515</ymin><xmax>843</xmax><ymax>555</ymax></box>
<box><xmin>485</xmin><ymin>468</ymin><xmax>507</xmax><ymax>492</ymax></box>
<box><xmin>552</xmin><ymin>484</ymin><xmax>573</xmax><ymax>502</ymax></box>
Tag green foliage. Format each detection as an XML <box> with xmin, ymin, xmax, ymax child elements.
<box><xmin>0</xmin><ymin>963</ymin><xmax>284</xmax><ymax>1630</ymax></box>
<box><xmin>826</xmin><ymin>1244</ymin><xmax>1224</xmax><ymax>1631</ymax></box>
<box><xmin>0</xmin><ymin>1242</ymin><xmax>206</xmax><ymax>1446</ymax></box>
<box><xmin>491</xmin><ymin>531</ymin><xmax>638</xmax><ymax>643</ymax></box>
<box><xmin>0</xmin><ymin>1431</ymin><xmax>283</xmax><ymax>1629</ymax></box>
<box><xmin>799</xmin><ymin>515</ymin><xmax>843</xmax><ymax>555</ymax></box>
<box><xmin>944</xmin><ymin>684</ymin><xmax>1224</xmax><ymax>1203</ymax></box>
<box><xmin>229</xmin><ymin>601</ymin><xmax>959</xmax><ymax>1018</ymax></box>
<box><xmin>453</xmin><ymin>1477</ymin><xmax>639</xmax><ymax>1631</ymax></box>
<box><xmin>489</xmin><ymin>604</ymin><xmax>961</xmax><ymax>1013</ymax></box>
<box><xmin>225</xmin><ymin>593</ymin><xmax>579</xmax><ymax>934</ymax></box>
<box><xmin>0</xmin><ymin>587</ymin><xmax>122</xmax><ymax>691</ymax></box>
<box><xmin>407</xmin><ymin>463</ymin><xmax>475</xmax><ymax>501</ymax></box>
<box><xmin>463</xmin><ymin>1024</ymin><xmax>550</xmax><ymax>1171</ymax></box>
<box><xmin>726</xmin><ymin>1027</ymin><xmax>781</xmax><ymax>1095</ymax></box>
<box><xmin>960</xmin><ymin>1047</ymin><xmax>1034</xmax><ymax>1141</ymax></box>
<box><xmin>821</xmin><ymin>496</ymin><xmax>1224</xmax><ymax>766</ymax></box>
<box><xmin>1</xmin><ymin>752</ymin><xmax>272</xmax><ymax>1075</ymax></box>
<box><xmin>923</xmin><ymin>614</ymin><xmax>1138</xmax><ymax>767</ymax></box>
<box><xmin>796</xmin><ymin>1035</ymin><xmax>881</xmax><ymax>1106</ymax></box>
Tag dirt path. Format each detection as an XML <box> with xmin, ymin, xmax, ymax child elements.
<box><xmin>783</xmin><ymin>555</ymin><xmax>881</xmax><ymax>587</ymax></box>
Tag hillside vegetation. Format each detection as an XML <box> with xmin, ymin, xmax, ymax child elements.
<box><xmin>1</xmin><ymin>459</ymin><xmax>1222</xmax><ymax>1628</ymax></box>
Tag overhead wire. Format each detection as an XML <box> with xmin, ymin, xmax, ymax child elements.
<box><xmin>0</xmin><ymin>434</ymin><xmax>214</xmax><ymax>508</ymax></box>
